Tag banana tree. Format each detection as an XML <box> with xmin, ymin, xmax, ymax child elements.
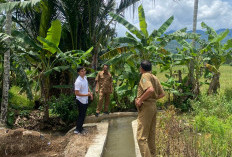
<box><xmin>103</xmin><ymin>52</ymin><xmax>140</xmax><ymax>109</ymax></box>
<box><xmin>101</xmin><ymin>5</ymin><xmax>197</xmax><ymax>61</ymax></box>
<box><xmin>35</xmin><ymin>20</ymin><xmax>93</xmax><ymax>120</ymax></box>
<box><xmin>200</xmin><ymin>22</ymin><xmax>232</xmax><ymax>94</ymax></box>
<box><xmin>100</xmin><ymin>4</ymin><xmax>198</xmax><ymax>108</ymax></box>
<box><xmin>9</xmin><ymin>20</ymin><xmax>92</xmax><ymax>121</ymax></box>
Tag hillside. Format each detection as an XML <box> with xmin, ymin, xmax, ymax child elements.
<box><xmin>165</xmin><ymin>29</ymin><xmax>232</xmax><ymax>53</ymax></box>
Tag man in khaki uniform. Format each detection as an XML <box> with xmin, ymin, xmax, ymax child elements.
<box><xmin>135</xmin><ymin>60</ymin><xmax>165</xmax><ymax>157</ymax></box>
<box><xmin>95</xmin><ymin>64</ymin><xmax>113</xmax><ymax>117</ymax></box>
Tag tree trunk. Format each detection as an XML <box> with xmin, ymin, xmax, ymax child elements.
<box><xmin>188</xmin><ymin>0</ymin><xmax>199</xmax><ymax>94</ymax></box>
<box><xmin>208</xmin><ymin>73</ymin><xmax>220</xmax><ymax>95</ymax></box>
<box><xmin>192</xmin><ymin>0</ymin><xmax>198</xmax><ymax>47</ymax></box>
<box><xmin>91</xmin><ymin>46</ymin><xmax>99</xmax><ymax>70</ymax></box>
<box><xmin>0</xmin><ymin>4</ymin><xmax>12</xmax><ymax>125</ymax></box>
<box><xmin>41</xmin><ymin>75</ymin><xmax>50</xmax><ymax>121</ymax></box>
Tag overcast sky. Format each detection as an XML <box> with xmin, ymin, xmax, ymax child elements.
<box><xmin>116</xmin><ymin>0</ymin><xmax>232</xmax><ymax>37</ymax></box>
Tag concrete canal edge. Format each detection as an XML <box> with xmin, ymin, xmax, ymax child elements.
<box><xmin>85</xmin><ymin>122</ymin><xmax>109</xmax><ymax>157</ymax></box>
<box><xmin>85</xmin><ymin>112</ymin><xmax>140</xmax><ymax>157</ymax></box>
<box><xmin>132</xmin><ymin>120</ymin><xmax>142</xmax><ymax>157</ymax></box>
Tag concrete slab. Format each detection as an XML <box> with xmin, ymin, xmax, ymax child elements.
<box><xmin>85</xmin><ymin>122</ymin><xmax>109</xmax><ymax>157</ymax></box>
<box><xmin>132</xmin><ymin>120</ymin><xmax>142</xmax><ymax>157</ymax></box>
<box><xmin>85</xmin><ymin>112</ymin><xmax>138</xmax><ymax>123</ymax></box>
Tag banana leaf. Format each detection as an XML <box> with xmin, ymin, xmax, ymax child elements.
<box><xmin>138</xmin><ymin>5</ymin><xmax>148</xmax><ymax>38</ymax></box>
<box><xmin>109</xmin><ymin>12</ymin><xmax>144</xmax><ymax>40</ymax></box>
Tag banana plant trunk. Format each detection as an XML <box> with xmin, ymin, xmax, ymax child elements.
<box><xmin>0</xmin><ymin>4</ymin><xmax>12</xmax><ymax>125</ymax></box>
<box><xmin>208</xmin><ymin>73</ymin><xmax>220</xmax><ymax>95</ymax></box>
<box><xmin>41</xmin><ymin>75</ymin><xmax>50</xmax><ymax>121</ymax></box>
<box><xmin>193</xmin><ymin>67</ymin><xmax>200</xmax><ymax>97</ymax></box>
<box><xmin>188</xmin><ymin>0</ymin><xmax>199</xmax><ymax>94</ymax></box>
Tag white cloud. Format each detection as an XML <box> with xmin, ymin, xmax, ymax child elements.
<box><xmin>116</xmin><ymin>0</ymin><xmax>232</xmax><ymax>36</ymax></box>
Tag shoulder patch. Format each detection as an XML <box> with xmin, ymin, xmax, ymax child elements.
<box><xmin>143</xmin><ymin>78</ymin><xmax>146</xmax><ymax>83</ymax></box>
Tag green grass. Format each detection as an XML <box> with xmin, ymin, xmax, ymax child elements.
<box><xmin>9</xmin><ymin>86</ymin><xmax>34</xmax><ymax>110</ymax></box>
<box><xmin>155</xmin><ymin>64</ymin><xmax>232</xmax><ymax>95</ymax></box>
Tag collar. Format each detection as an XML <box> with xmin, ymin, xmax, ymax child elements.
<box><xmin>78</xmin><ymin>75</ymin><xmax>86</xmax><ymax>80</ymax></box>
<box><xmin>100</xmin><ymin>70</ymin><xmax>111</xmax><ymax>76</ymax></box>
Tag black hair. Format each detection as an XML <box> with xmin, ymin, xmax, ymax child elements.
<box><xmin>77</xmin><ymin>66</ymin><xmax>85</xmax><ymax>73</ymax></box>
<box><xmin>103</xmin><ymin>64</ymin><xmax>109</xmax><ymax>67</ymax></box>
<box><xmin>140</xmin><ymin>60</ymin><xmax>152</xmax><ymax>71</ymax></box>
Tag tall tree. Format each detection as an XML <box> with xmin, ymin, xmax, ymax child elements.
<box><xmin>189</xmin><ymin>0</ymin><xmax>199</xmax><ymax>95</ymax></box>
<box><xmin>0</xmin><ymin>0</ymin><xmax>12</xmax><ymax>125</ymax></box>
<box><xmin>0</xmin><ymin>0</ymin><xmax>41</xmax><ymax>125</ymax></box>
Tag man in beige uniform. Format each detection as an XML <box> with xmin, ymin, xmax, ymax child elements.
<box><xmin>135</xmin><ymin>60</ymin><xmax>165</xmax><ymax>157</ymax></box>
<box><xmin>95</xmin><ymin>64</ymin><xmax>113</xmax><ymax>117</ymax></box>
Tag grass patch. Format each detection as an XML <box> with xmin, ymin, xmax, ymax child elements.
<box><xmin>9</xmin><ymin>86</ymin><xmax>34</xmax><ymax>110</ymax></box>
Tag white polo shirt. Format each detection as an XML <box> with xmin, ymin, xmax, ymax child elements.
<box><xmin>74</xmin><ymin>76</ymin><xmax>88</xmax><ymax>104</ymax></box>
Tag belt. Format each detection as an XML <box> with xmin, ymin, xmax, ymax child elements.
<box><xmin>143</xmin><ymin>99</ymin><xmax>156</xmax><ymax>102</ymax></box>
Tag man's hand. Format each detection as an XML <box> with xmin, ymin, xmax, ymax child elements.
<box><xmin>88</xmin><ymin>92</ymin><xmax>93</xmax><ymax>100</ymax></box>
<box><xmin>95</xmin><ymin>88</ymin><xmax>98</xmax><ymax>93</ymax></box>
<box><xmin>90</xmin><ymin>93</ymin><xmax>93</xmax><ymax>100</ymax></box>
<box><xmin>135</xmin><ymin>98</ymin><xmax>143</xmax><ymax>107</ymax></box>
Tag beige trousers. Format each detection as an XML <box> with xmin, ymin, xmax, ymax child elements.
<box><xmin>137</xmin><ymin>100</ymin><xmax>157</xmax><ymax>157</ymax></box>
<box><xmin>96</xmin><ymin>92</ymin><xmax>110</xmax><ymax>112</ymax></box>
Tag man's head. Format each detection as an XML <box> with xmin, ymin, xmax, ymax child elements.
<box><xmin>77</xmin><ymin>66</ymin><xmax>86</xmax><ymax>77</ymax></box>
<box><xmin>140</xmin><ymin>60</ymin><xmax>152</xmax><ymax>73</ymax></box>
<box><xmin>103</xmin><ymin>64</ymin><xmax>109</xmax><ymax>72</ymax></box>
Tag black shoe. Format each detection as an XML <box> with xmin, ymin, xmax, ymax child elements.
<box><xmin>95</xmin><ymin>112</ymin><xmax>99</xmax><ymax>117</ymax></box>
<box><xmin>103</xmin><ymin>111</ymin><xmax>109</xmax><ymax>115</ymax></box>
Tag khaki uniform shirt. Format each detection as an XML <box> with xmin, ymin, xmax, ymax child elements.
<box><xmin>137</xmin><ymin>73</ymin><xmax>164</xmax><ymax>100</ymax></box>
<box><xmin>95</xmin><ymin>71</ymin><xmax>113</xmax><ymax>93</ymax></box>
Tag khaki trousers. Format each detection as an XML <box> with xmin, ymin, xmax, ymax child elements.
<box><xmin>96</xmin><ymin>92</ymin><xmax>110</xmax><ymax>112</ymax></box>
<box><xmin>137</xmin><ymin>100</ymin><xmax>157</xmax><ymax>157</ymax></box>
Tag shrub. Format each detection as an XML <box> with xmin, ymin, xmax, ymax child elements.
<box><xmin>49</xmin><ymin>94</ymin><xmax>78</xmax><ymax>123</ymax></box>
<box><xmin>191</xmin><ymin>93</ymin><xmax>232</xmax><ymax>119</ymax></box>
<box><xmin>9</xmin><ymin>86</ymin><xmax>34</xmax><ymax>110</ymax></box>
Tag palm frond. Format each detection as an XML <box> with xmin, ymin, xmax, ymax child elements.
<box><xmin>116</xmin><ymin>0</ymin><xmax>140</xmax><ymax>13</ymax></box>
<box><xmin>0</xmin><ymin>0</ymin><xmax>41</xmax><ymax>12</ymax></box>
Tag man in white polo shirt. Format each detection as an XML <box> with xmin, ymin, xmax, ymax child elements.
<box><xmin>74</xmin><ymin>67</ymin><xmax>93</xmax><ymax>134</ymax></box>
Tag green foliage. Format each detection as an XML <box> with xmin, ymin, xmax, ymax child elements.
<box><xmin>194</xmin><ymin>114</ymin><xmax>232</xmax><ymax>156</ymax></box>
<box><xmin>9</xmin><ymin>86</ymin><xmax>34</xmax><ymax>110</ymax></box>
<box><xmin>104</xmin><ymin>53</ymin><xmax>140</xmax><ymax>110</ymax></box>
<box><xmin>189</xmin><ymin>91</ymin><xmax>232</xmax><ymax>156</ymax></box>
<box><xmin>0</xmin><ymin>0</ymin><xmax>41</xmax><ymax>12</ymax></box>
<box><xmin>191</xmin><ymin>94</ymin><xmax>232</xmax><ymax>118</ymax></box>
<box><xmin>49</xmin><ymin>94</ymin><xmax>78</xmax><ymax>123</ymax></box>
<box><xmin>38</xmin><ymin>20</ymin><xmax>61</xmax><ymax>54</ymax></box>
<box><xmin>6</xmin><ymin>86</ymin><xmax>34</xmax><ymax>127</ymax></box>
<box><xmin>7</xmin><ymin>110</ymin><xmax>15</xmax><ymax>127</ymax></box>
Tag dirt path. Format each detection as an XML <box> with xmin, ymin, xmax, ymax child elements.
<box><xmin>0</xmin><ymin>126</ymin><xmax>97</xmax><ymax>157</ymax></box>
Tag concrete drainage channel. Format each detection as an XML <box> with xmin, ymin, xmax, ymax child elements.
<box><xmin>85</xmin><ymin>112</ymin><xmax>141</xmax><ymax>157</ymax></box>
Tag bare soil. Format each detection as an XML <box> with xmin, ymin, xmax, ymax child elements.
<box><xmin>0</xmin><ymin>110</ymin><xmax>97</xmax><ymax>157</ymax></box>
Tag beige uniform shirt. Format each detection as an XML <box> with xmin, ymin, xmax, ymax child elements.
<box><xmin>137</xmin><ymin>73</ymin><xmax>164</xmax><ymax>100</ymax></box>
<box><xmin>95</xmin><ymin>71</ymin><xmax>113</xmax><ymax>93</ymax></box>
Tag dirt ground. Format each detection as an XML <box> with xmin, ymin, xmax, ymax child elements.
<box><xmin>0</xmin><ymin>110</ymin><xmax>97</xmax><ymax>157</ymax></box>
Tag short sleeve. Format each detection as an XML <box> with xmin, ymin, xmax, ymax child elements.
<box><xmin>156</xmin><ymin>79</ymin><xmax>165</xmax><ymax>96</ymax></box>
<box><xmin>75</xmin><ymin>81</ymin><xmax>81</xmax><ymax>91</ymax></box>
<box><xmin>140</xmin><ymin>74</ymin><xmax>152</xmax><ymax>91</ymax></box>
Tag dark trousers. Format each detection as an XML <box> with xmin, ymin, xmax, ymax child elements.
<box><xmin>76</xmin><ymin>99</ymin><xmax>88</xmax><ymax>132</ymax></box>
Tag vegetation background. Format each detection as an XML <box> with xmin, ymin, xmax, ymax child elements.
<box><xmin>0</xmin><ymin>0</ymin><xmax>232</xmax><ymax>156</ymax></box>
